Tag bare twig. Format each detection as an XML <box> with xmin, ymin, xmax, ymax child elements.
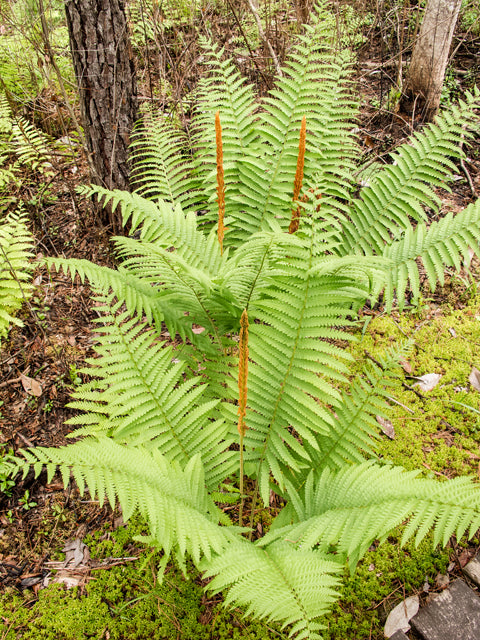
<box><xmin>245</xmin><ymin>0</ymin><xmax>282</xmax><ymax>77</ymax></box>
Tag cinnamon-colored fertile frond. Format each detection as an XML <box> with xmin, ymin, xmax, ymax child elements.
<box><xmin>237</xmin><ymin>309</ymin><xmax>249</xmax><ymax>437</ymax></box>
<box><xmin>289</xmin><ymin>116</ymin><xmax>307</xmax><ymax>234</ymax></box>
<box><xmin>215</xmin><ymin>111</ymin><xmax>225</xmax><ymax>255</ymax></box>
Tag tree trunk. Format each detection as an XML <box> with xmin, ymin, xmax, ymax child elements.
<box><xmin>401</xmin><ymin>0</ymin><xmax>462</xmax><ymax>121</ymax></box>
<box><xmin>65</xmin><ymin>0</ymin><xmax>137</xmax><ymax>227</ymax></box>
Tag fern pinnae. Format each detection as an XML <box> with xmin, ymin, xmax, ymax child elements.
<box><xmin>17</xmin><ymin>440</ymin><xmax>230</xmax><ymax>564</ymax></box>
<box><xmin>263</xmin><ymin>463</ymin><xmax>480</xmax><ymax>570</ymax></box>
<box><xmin>377</xmin><ymin>198</ymin><xmax>480</xmax><ymax>310</ymax></box>
<box><xmin>0</xmin><ymin>210</ymin><xmax>34</xmax><ymax>340</ymax></box>
<box><xmin>202</xmin><ymin>539</ymin><xmax>342</xmax><ymax>640</ymax></box>
<box><xmin>343</xmin><ymin>90</ymin><xmax>480</xmax><ymax>257</ymax></box>
<box><xmin>130</xmin><ymin>111</ymin><xmax>202</xmax><ymax>210</ymax></box>
<box><xmin>65</xmin><ymin>297</ymin><xmax>236</xmax><ymax>487</ymax></box>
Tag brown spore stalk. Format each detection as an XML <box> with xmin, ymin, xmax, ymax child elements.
<box><xmin>289</xmin><ymin>115</ymin><xmax>307</xmax><ymax>234</ymax></box>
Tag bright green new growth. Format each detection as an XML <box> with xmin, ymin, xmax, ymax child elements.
<box><xmin>0</xmin><ymin>210</ymin><xmax>34</xmax><ymax>341</ymax></box>
<box><xmin>6</xmin><ymin>3</ymin><xmax>480</xmax><ymax>638</ymax></box>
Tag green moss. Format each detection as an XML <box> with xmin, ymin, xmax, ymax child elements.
<box><xmin>323</xmin><ymin>533</ymin><xmax>450</xmax><ymax>639</ymax></box>
<box><xmin>0</xmin><ymin>518</ymin><xmax>285</xmax><ymax>640</ymax></box>
<box><xmin>353</xmin><ymin>297</ymin><xmax>480</xmax><ymax>476</ymax></box>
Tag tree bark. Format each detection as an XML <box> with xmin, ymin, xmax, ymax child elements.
<box><xmin>401</xmin><ymin>0</ymin><xmax>462</xmax><ymax>121</ymax></box>
<box><xmin>65</xmin><ymin>0</ymin><xmax>137</xmax><ymax>225</ymax></box>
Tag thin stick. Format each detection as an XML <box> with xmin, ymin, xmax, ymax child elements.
<box><xmin>237</xmin><ymin>309</ymin><xmax>249</xmax><ymax>525</ymax></box>
<box><xmin>245</xmin><ymin>0</ymin><xmax>282</xmax><ymax>77</ymax></box>
<box><xmin>215</xmin><ymin>111</ymin><xmax>225</xmax><ymax>255</ymax></box>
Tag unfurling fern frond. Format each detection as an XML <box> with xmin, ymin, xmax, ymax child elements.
<box><xmin>0</xmin><ymin>211</ymin><xmax>34</xmax><ymax>340</ymax></box>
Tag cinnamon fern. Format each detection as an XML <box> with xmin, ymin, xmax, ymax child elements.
<box><xmin>5</xmin><ymin>2</ymin><xmax>480</xmax><ymax>638</ymax></box>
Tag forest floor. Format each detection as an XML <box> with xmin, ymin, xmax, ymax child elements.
<box><xmin>1</xmin><ymin>11</ymin><xmax>480</xmax><ymax>640</ymax></box>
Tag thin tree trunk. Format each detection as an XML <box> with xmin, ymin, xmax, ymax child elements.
<box><xmin>401</xmin><ymin>0</ymin><xmax>462</xmax><ymax>121</ymax></box>
<box><xmin>65</xmin><ymin>0</ymin><xmax>137</xmax><ymax>227</ymax></box>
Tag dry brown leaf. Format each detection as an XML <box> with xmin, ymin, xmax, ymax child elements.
<box><xmin>376</xmin><ymin>415</ymin><xmax>395</xmax><ymax>439</ymax></box>
<box><xmin>20</xmin><ymin>374</ymin><xmax>43</xmax><ymax>397</ymax></box>
<box><xmin>469</xmin><ymin>367</ymin><xmax>480</xmax><ymax>392</ymax></box>
<box><xmin>63</xmin><ymin>539</ymin><xmax>90</xmax><ymax>568</ymax></box>
<box><xmin>399</xmin><ymin>358</ymin><xmax>412</xmax><ymax>374</ymax></box>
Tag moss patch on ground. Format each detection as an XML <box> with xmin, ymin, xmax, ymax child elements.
<box><xmin>0</xmin><ymin>515</ymin><xmax>287</xmax><ymax>640</ymax></box>
<box><xmin>354</xmin><ymin>297</ymin><xmax>480</xmax><ymax>476</ymax></box>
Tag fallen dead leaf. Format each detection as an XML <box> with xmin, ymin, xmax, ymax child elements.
<box><xmin>384</xmin><ymin>595</ymin><xmax>419</xmax><ymax>637</ymax></box>
<box><xmin>412</xmin><ymin>373</ymin><xmax>442</xmax><ymax>392</ymax></box>
<box><xmin>399</xmin><ymin>358</ymin><xmax>412</xmax><ymax>374</ymax></box>
<box><xmin>376</xmin><ymin>415</ymin><xmax>395</xmax><ymax>439</ymax></box>
<box><xmin>469</xmin><ymin>367</ymin><xmax>480</xmax><ymax>392</ymax></box>
<box><xmin>20</xmin><ymin>374</ymin><xmax>43</xmax><ymax>397</ymax></box>
<box><xmin>192</xmin><ymin>325</ymin><xmax>205</xmax><ymax>334</ymax></box>
<box><xmin>458</xmin><ymin>549</ymin><xmax>472</xmax><ymax>568</ymax></box>
<box><xmin>448</xmin><ymin>327</ymin><xmax>457</xmax><ymax>338</ymax></box>
<box><xmin>63</xmin><ymin>539</ymin><xmax>90</xmax><ymax>568</ymax></box>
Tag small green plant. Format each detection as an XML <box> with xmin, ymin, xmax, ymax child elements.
<box><xmin>0</xmin><ymin>443</ymin><xmax>16</xmax><ymax>496</ymax></box>
<box><xmin>0</xmin><ymin>209</ymin><xmax>34</xmax><ymax>342</ymax></box>
<box><xmin>43</xmin><ymin>398</ymin><xmax>54</xmax><ymax>413</ymax></box>
<box><xmin>18</xmin><ymin>489</ymin><xmax>37</xmax><ymax>511</ymax></box>
<box><xmin>6</xmin><ymin>4</ymin><xmax>480</xmax><ymax>638</ymax></box>
<box><xmin>68</xmin><ymin>363</ymin><xmax>82</xmax><ymax>387</ymax></box>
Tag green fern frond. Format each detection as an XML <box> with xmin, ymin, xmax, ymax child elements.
<box><xmin>10</xmin><ymin>117</ymin><xmax>53</xmax><ymax>173</ymax></box>
<box><xmin>0</xmin><ymin>211</ymin><xmax>34</xmax><ymax>340</ymax></box>
<box><xmin>192</xmin><ymin>39</ymin><xmax>257</xmax><ymax>225</ymax></box>
<box><xmin>0</xmin><ymin>92</ymin><xmax>12</xmax><ymax>134</ymax></box>
<box><xmin>130</xmin><ymin>110</ymin><xmax>203</xmax><ymax>210</ymax></box>
<box><xmin>241</xmin><ymin>231</ymin><xmax>365</xmax><ymax>503</ymax></box>
<box><xmin>66</xmin><ymin>299</ymin><xmax>236</xmax><ymax>488</ymax></box>
<box><xmin>378</xmin><ymin>199</ymin><xmax>480</xmax><ymax>310</ymax></box>
<box><xmin>308</xmin><ymin>341</ymin><xmax>412</xmax><ymax>472</ymax></box>
<box><xmin>230</xmin><ymin>12</ymin><xmax>358</xmax><ymax>241</ymax></box>
<box><xmin>263</xmin><ymin>462</ymin><xmax>480</xmax><ymax>569</ymax></box>
<box><xmin>18</xmin><ymin>441</ymin><xmax>229</xmax><ymax>564</ymax></box>
<box><xmin>202</xmin><ymin>540</ymin><xmax>342</xmax><ymax>640</ymax></box>
<box><xmin>343</xmin><ymin>90</ymin><xmax>480</xmax><ymax>256</ymax></box>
